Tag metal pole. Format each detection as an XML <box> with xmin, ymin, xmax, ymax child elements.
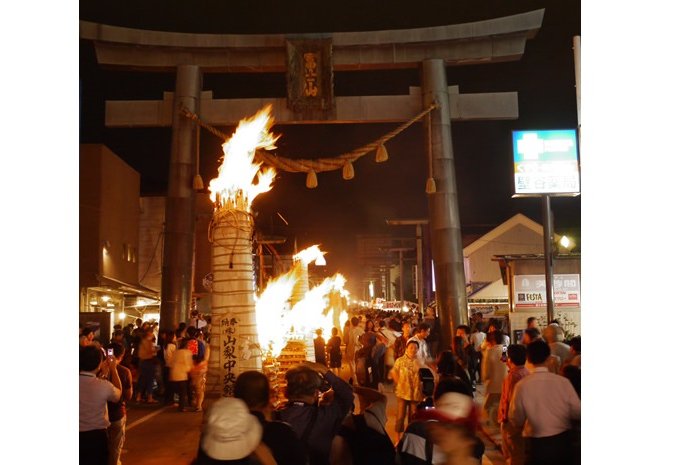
<box><xmin>573</xmin><ymin>36</ymin><xmax>581</xmax><ymax>131</ymax></box>
<box><xmin>416</xmin><ymin>224</ymin><xmax>424</xmax><ymax>313</ymax></box>
<box><xmin>422</xmin><ymin>59</ymin><xmax>467</xmax><ymax>346</ymax></box>
<box><xmin>542</xmin><ymin>194</ymin><xmax>555</xmax><ymax>323</ymax></box>
<box><xmin>160</xmin><ymin>65</ymin><xmax>201</xmax><ymax>331</ymax></box>
<box><xmin>398</xmin><ymin>249</ymin><xmax>405</xmax><ymax>306</ymax></box>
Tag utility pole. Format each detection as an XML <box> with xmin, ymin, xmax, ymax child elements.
<box><xmin>386</xmin><ymin>219</ymin><xmax>429</xmax><ymax>313</ymax></box>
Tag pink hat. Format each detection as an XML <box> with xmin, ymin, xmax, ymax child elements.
<box><xmin>415</xmin><ymin>392</ymin><xmax>479</xmax><ymax>430</ymax></box>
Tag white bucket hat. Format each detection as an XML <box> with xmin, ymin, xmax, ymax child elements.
<box><xmin>200</xmin><ymin>397</ymin><xmax>263</xmax><ymax>460</ymax></box>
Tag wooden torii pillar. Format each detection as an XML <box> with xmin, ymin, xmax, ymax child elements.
<box><xmin>81</xmin><ymin>8</ymin><xmax>544</xmax><ymax>375</ymax></box>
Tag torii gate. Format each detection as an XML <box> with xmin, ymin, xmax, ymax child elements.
<box><xmin>81</xmin><ymin>8</ymin><xmax>544</xmax><ymax>368</ymax></box>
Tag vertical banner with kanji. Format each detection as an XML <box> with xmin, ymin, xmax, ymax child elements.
<box><xmin>286</xmin><ymin>38</ymin><xmax>334</xmax><ymax>118</ymax></box>
<box><xmin>220</xmin><ymin>315</ymin><xmax>239</xmax><ymax>397</ymax></box>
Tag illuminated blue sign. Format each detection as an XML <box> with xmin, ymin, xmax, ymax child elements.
<box><xmin>511</xmin><ymin>129</ymin><xmax>580</xmax><ymax>196</ymax></box>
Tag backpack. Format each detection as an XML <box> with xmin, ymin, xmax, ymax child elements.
<box><xmin>337</xmin><ymin>413</ymin><xmax>395</xmax><ymax>465</ymax></box>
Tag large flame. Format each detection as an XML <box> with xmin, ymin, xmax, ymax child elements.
<box><xmin>209</xmin><ymin>105</ymin><xmax>279</xmax><ymax>211</ymax></box>
<box><xmin>293</xmin><ymin>245</ymin><xmax>326</xmax><ymax>265</ymax></box>
<box><xmin>256</xmin><ymin>246</ymin><xmax>349</xmax><ymax>357</ymax></box>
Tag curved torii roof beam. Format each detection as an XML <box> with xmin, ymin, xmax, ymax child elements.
<box><xmin>80</xmin><ymin>9</ymin><xmax>544</xmax><ymax>72</ymax></box>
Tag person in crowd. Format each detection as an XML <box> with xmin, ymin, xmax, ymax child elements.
<box><xmin>188</xmin><ymin>309</ymin><xmax>208</xmax><ymax>330</ymax></box>
<box><xmin>419</xmin><ymin>393</ymin><xmax>481</xmax><ymax>465</ymax></box>
<box><xmin>498</xmin><ymin>344</ymin><xmax>529</xmax><ymax>465</ymax></box>
<box><xmin>543</xmin><ymin>325</ymin><xmax>571</xmax><ymax>365</ymax></box>
<box><xmin>364</xmin><ymin>319</ymin><xmax>376</xmax><ymax>334</ymax></box>
<box><xmin>562</xmin><ymin>365</ymin><xmax>581</xmax><ymax>399</ymax></box>
<box><xmin>314</xmin><ymin>328</ymin><xmax>327</xmax><ymax>366</ymax></box>
<box><xmin>397</xmin><ymin>376</ymin><xmax>484</xmax><ymax>465</ymax></box>
<box><xmin>190</xmin><ymin>328</ymin><xmax>210</xmax><ymax>412</ymax></box>
<box><xmin>110</xmin><ymin>329</ymin><xmax>125</xmax><ymax>346</ymax></box>
<box><xmin>486</xmin><ymin>319</ymin><xmax>510</xmax><ymax>347</ymax></box>
<box><xmin>393</xmin><ymin>321</ymin><xmax>412</xmax><ymax>362</ymax></box>
<box><xmin>391</xmin><ymin>340</ymin><xmax>424</xmax><ymax>438</ymax></box>
<box><xmin>81</xmin><ymin>327</ymin><xmax>96</xmax><ymax>347</ymax></box>
<box><xmin>135</xmin><ymin>327</ymin><xmax>158</xmax><ymax>404</ymax></box>
<box><xmin>330</xmin><ymin>385</ymin><xmax>395</xmax><ymax>465</ymax></box>
<box><xmin>345</xmin><ymin>317</ymin><xmax>364</xmax><ymax>384</ymax></box>
<box><xmin>192</xmin><ymin>397</ymin><xmax>277</xmax><ymax>465</ymax></box>
<box><xmin>423</xmin><ymin>308</ymin><xmax>440</xmax><ymax>362</ymax></box>
<box><xmin>436</xmin><ymin>348</ymin><xmax>472</xmax><ymax>398</ymax></box>
<box><xmin>509</xmin><ymin>340</ymin><xmax>581</xmax><ymax>465</ymax></box>
<box><xmin>342</xmin><ymin>319</ymin><xmax>351</xmax><ymax>345</ymax></box>
<box><xmin>371</xmin><ymin>331</ymin><xmax>388</xmax><ymax>388</ymax></box>
<box><xmin>454</xmin><ymin>325</ymin><xmax>477</xmax><ymax>392</ymax></box>
<box><xmin>354</xmin><ymin>331</ymin><xmax>372</xmax><ymax>387</ymax></box>
<box><xmin>112</xmin><ymin>328</ymin><xmax>133</xmax><ymax>369</ymax></box>
<box><xmin>176</xmin><ymin>322</ymin><xmax>188</xmax><ymax>340</ymax></box>
<box><xmin>377</xmin><ymin>319</ymin><xmax>396</xmax><ymax>383</ymax></box>
<box><xmin>234</xmin><ymin>371</ymin><xmax>308</xmax><ymax>465</ymax></box>
<box><xmin>522</xmin><ymin>328</ymin><xmax>541</xmax><ymax>346</ymax></box>
<box><xmin>469</xmin><ymin>322</ymin><xmax>486</xmax><ymax>383</ymax></box>
<box><xmin>526</xmin><ymin>317</ymin><xmax>539</xmax><ymax>330</ymax></box>
<box><xmin>80</xmin><ymin>345</ymin><xmax>122</xmax><ymax>465</ymax></box>
<box><xmin>105</xmin><ymin>343</ymin><xmax>133</xmax><ymax>465</ymax></box>
<box><xmin>161</xmin><ymin>330</ymin><xmax>178</xmax><ymax>404</ymax></box>
<box><xmin>326</xmin><ymin>327</ymin><xmax>343</xmax><ymax>376</ymax></box>
<box><xmin>565</xmin><ymin>336</ymin><xmax>581</xmax><ymax>369</ymax></box>
<box><xmin>169</xmin><ymin>338</ymin><xmax>194</xmax><ymax>412</ymax></box>
<box><xmin>481</xmin><ymin>330</ymin><xmax>509</xmax><ymax>426</ymax></box>
<box><xmin>408</xmin><ymin>322</ymin><xmax>433</xmax><ymax>368</ymax></box>
<box><xmin>275</xmin><ymin>361</ymin><xmax>354</xmax><ymax>465</ymax></box>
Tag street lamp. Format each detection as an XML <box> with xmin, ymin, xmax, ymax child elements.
<box><xmin>559</xmin><ymin>235</ymin><xmax>576</xmax><ymax>252</ymax></box>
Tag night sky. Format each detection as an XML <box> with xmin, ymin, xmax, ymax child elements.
<box><xmin>79</xmin><ymin>0</ymin><xmax>581</xmax><ymax>288</ymax></box>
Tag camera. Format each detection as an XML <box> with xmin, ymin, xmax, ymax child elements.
<box><xmin>500</xmin><ymin>346</ymin><xmax>508</xmax><ymax>363</ymax></box>
<box><xmin>107</xmin><ymin>348</ymin><xmax>114</xmax><ymax>357</ymax></box>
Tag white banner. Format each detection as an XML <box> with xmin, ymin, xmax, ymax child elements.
<box><xmin>513</xmin><ymin>274</ymin><xmax>580</xmax><ymax>308</ymax></box>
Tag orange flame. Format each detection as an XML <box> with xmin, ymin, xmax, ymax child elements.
<box><xmin>293</xmin><ymin>244</ymin><xmax>326</xmax><ymax>266</ymax></box>
<box><xmin>209</xmin><ymin>105</ymin><xmax>279</xmax><ymax>211</ymax></box>
<box><xmin>256</xmin><ymin>246</ymin><xmax>349</xmax><ymax>357</ymax></box>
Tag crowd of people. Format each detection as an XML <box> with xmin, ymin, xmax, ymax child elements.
<box><xmin>79</xmin><ymin>311</ymin><xmax>212</xmax><ymax>465</ymax></box>
<box><xmin>79</xmin><ymin>309</ymin><xmax>581</xmax><ymax>465</ymax></box>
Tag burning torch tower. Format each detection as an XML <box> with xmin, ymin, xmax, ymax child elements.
<box><xmin>206</xmin><ymin>106</ymin><xmax>279</xmax><ymax>396</ymax></box>
<box><xmin>289</xmin><ymin>246</ymin><xmax>325</xmax><ymax>363</ymax></box>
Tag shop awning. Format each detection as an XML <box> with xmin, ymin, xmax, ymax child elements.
<box><xmin>93</xmin><ymin>275</ymin><xmax>160</xmax><ymax>301</ymax></box>
<box><xmin>468</xmin><ymin>278</ymin><xmax>508</xmax><ymax>302</ymax></box>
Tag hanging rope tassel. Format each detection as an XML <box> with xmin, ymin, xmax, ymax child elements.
<box><xmin>425</xmin><ymin>177</ymin><xmax>436</xmax><ymax>194</ymax></box>
<box><xmin>193</xmin><ymin>174</ymin><xmax>205</xmax><ymax>190</ymax></box>
<box><xmin>425</xmin><ymin>109</ymin><xmax>436</xmax><ymax>194</ymax></box>
<box><xmin>193</xmin><ymin>123</ymin><xmax>205</xmax><ymax>190</ymax></box>
<box><xmin>375</xmin><ymin>144</ymin><xmax>389</xmax><ymax>163</ymax></box>
<box><xmin>342</xmin><ymin>162</ymin><xmax>355</xmax><ymax>180</ymax></box>
<box><xmin>306</xmin><ymin>170</ymin><xmax>318</xmax><ymax>188</ymax></box>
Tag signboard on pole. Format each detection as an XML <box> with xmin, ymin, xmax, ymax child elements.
<box><xmin>511</xmin><ymin>129</ymin><xmax>580</xmax><ymax>196</ymax></box>
<box><xmin>513</xmin><ymin>274</ymin><xmax>581</xmax><ymax>308</ymax></box>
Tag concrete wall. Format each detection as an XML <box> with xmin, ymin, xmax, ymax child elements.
<box><xmin>138</xmin><ymin>193</ymin><xmax>214</xmax><ymax>297</ymax></box>
<box><xmin>80</xmin><ymin>144</ymin><xmax>141</xmax><ymax>287</ymax></box>
<box><xmin>138</xmin><ymin>196</ymin><xmax>166</xmax><ymax>292</ymax></box>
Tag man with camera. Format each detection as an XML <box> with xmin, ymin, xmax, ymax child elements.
<box><xmin>80</xmin><ymin>345</ymin><xmax>122</xmax><ymax>465</ymax></box>
<box><xmin>275</xmin><ymin>361</ymin><xmax>354</xmax><ymax>465</ymax></box>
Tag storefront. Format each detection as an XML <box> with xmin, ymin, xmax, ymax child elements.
<box><xmin>494</xmin><ymin>253</ymin><xmax>581</xmax><ymax>342</ymax></box>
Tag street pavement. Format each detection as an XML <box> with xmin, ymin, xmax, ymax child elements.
<box><xmin>119</xmin><ymin>381</ymin><xmax>505</xmax><ymax>465</ymax></box>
